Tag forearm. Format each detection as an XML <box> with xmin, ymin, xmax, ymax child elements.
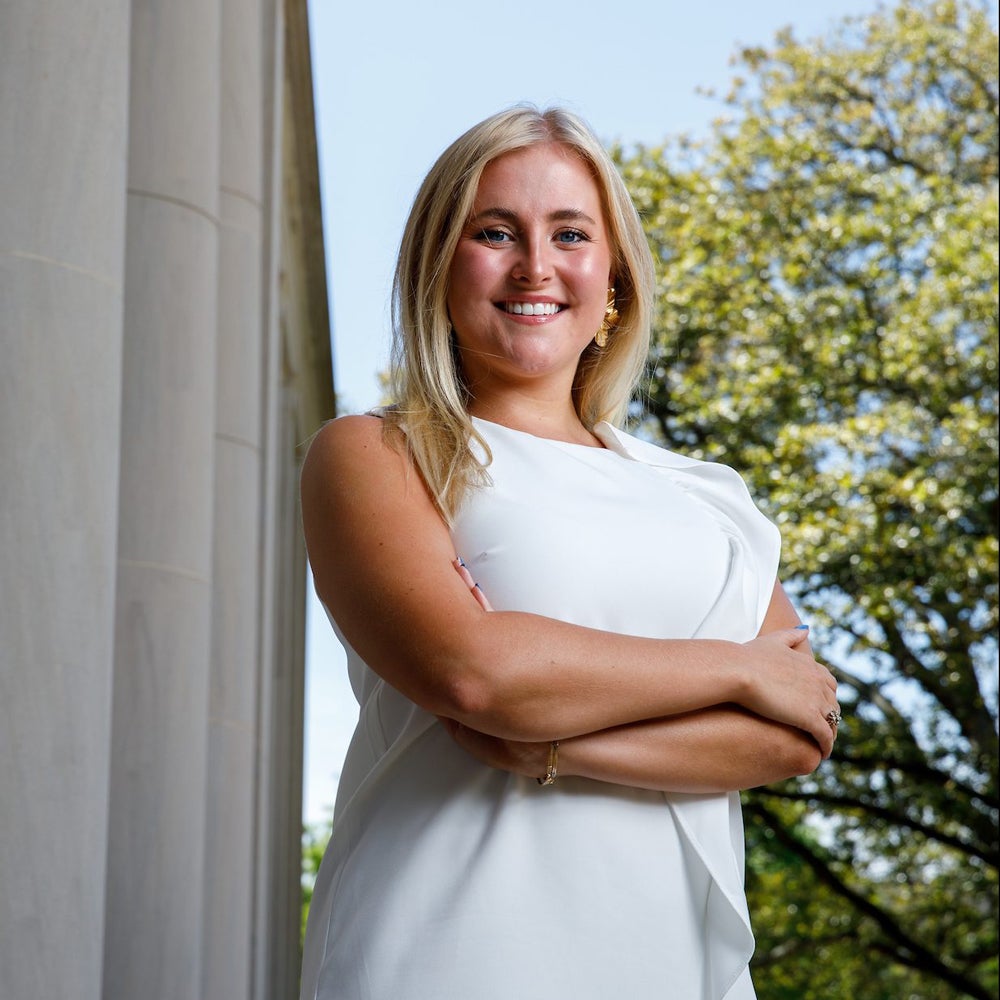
<box><xmin>560</xmin><ymin>705</ymin><xmax>823</xmax><ymax>793</ymax></box>
<box><xmin>429</xmin><ymin>581</ymin><xmax>835</xmax><ymax>756</ymax></box>
<box><xmin>448</xmin><ymin>612</ymin><xmax>748</xmax><ymax>740</ymax></box>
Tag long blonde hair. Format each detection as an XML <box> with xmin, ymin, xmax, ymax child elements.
<box><xmin>386</xmin><ymin>105</ymin><xmax>655</xmax><ymax>522</ymax></box>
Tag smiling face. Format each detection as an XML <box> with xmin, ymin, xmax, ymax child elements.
<box><xmin>446</xmin><ymin>143</ymin><xmax>614</xmax><ymax>407</ymax></box>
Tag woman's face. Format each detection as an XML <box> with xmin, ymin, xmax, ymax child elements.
<box><xmin>446</xmin><ymin>143</ymin><xmax>614</xmax><ymax>402</ymax></box>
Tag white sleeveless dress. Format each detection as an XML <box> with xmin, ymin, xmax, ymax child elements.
<box><xmin>300</xmin><ymin>417</ymin><xmax>781</xmax><ymax>1000</ymax></box>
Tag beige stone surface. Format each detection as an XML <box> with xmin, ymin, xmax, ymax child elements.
<box><xmin>126</xmin><ymin>0</ymin><xmax>221</xmax><ymax>213</ymax></box>
<box><xmin>105</xmin><ymin>563</ymin><xmax>213</xmax><ymax>1000</ymax></box>
<box><xmin>0</xmin><ymin>2</ymin><xmax>131</xmax><ymax>273</ymax></box>
<box><xmin>0</xmin><ymin>2</ymin><xmax>332</xmax><ymax>997</ymax></box>
<box><xmin>0</xmin><ymin>2</ymin><xmax>130</xmax><ymax>997</ymax></box>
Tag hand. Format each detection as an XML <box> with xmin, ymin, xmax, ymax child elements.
<box><xmin>736</xmin><ymin>628</ymin><xmax>840</xmax><ymax>757</ymax></box>
<box><xmin>439</xmin><ymin>715</ymin><xmax>551</xmax><ymax>779</ymax></box>
<box><xmin>452</xmin><ymin>556</ymin><xmax>494</xmax><ymax>611</ymax></box>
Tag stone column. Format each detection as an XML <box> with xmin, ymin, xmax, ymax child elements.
<box><xmin>201</xmin><ymin>0</ymin><xmax>265</xmax><ymax>995</ymax></box>
<box><xmin>253</xmin><ymin>3</ymin><xmax>286</xmax><ymax>996</ymax></box>
<box><xmin>0</xmin><ymin>4</ymin><xmax>131</xmax><ymax>1000</ymax></box>
<box><xmin>252</xmin><ymin>4</ymin><xmax>335</xmax><ymax>992</ymax></box>
<box><xmin>103</xmin><ymin>2</ymin><xmax>221</xmax><ymax>997</ymax></box>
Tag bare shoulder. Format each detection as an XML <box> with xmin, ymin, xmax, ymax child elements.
<box><xmin>300</xmin><ymin>413</ymin><xmax>448</xmax><ymax>601</ymax></box>
<box><xmin>303</xmin><ymin>413</ymin><xmax>399</xmax><ymax>476</ymax></box>
<box><xmin>301</xmin><ymin>414</ymin><xmax>408</xmax><ymax>505</ymax></box>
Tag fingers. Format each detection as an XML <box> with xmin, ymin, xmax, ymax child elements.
<box><xmin>816</xmin><ymin>716</ymin><xmax>835</xmax><ymax>758</ymax></box>
<box><xmin>452</xmin><ymin>557</ymin><xmax>475</xmax><ymax>590</ymax></box>
<box><xmin>786</xmin><ymin>626</ymin><xmax>839</xmax><ymax>692</ymax></box>
<box><xmin>778</xmin><ymin>626</ymin><xmax>839</xmax><ymax>692</ymax></box>
<box><xmin>440</xmin><ymin>715</ymin><xmax>548</xmax><ymax>777</ymax></box>
<box><xmin>812</xmin><ymin>701</ymin><xmax>843</xmax><ymax>758</ymax></box>
<box><xmin>824</xmin><ymin>704</ymin><xmax>842</xmax><ymax>755</ymax></box>
<box><xmin>775</xmin><ymin>624</ymin><xmax>812</xmax><ymax>651</ymax></box>
<box><xmin>452</xmin><ymin>556</ymin><xmax>494</xmax><ymax>611</ymax></box>
<box><xmin>761</xmin><ymin>628</ymin><xmax>839</xmax><ymax>694</ymax></box>
<box><xmin>745</xmin><ymin>629</ymin><xmax>842</xmax><ymax>757</ymax></box>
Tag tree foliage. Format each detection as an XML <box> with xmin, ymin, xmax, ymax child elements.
<box><xmin>301</xmin><ymin>819</ymin><xmax>332</xmax><ymax>952</ymax></box>
<box><xmin>615</xmin><ymin>1</ymin><xmax>998</xmax><ymax>996</ymax></box>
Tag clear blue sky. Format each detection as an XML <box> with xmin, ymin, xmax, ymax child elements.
<box><xmin>302</xmin><ymin>0</ymin><xmax>894</xmax><ymax>824</ymax></box>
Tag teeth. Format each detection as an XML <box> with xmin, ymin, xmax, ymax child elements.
<box><xmin>506</xmin><ymin>302</ymin><xmax>561</xmax><ymax>316</ymax></box>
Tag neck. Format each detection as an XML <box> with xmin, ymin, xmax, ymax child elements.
<box><xmin>468</xmin><ymin>394</ymin><xmax>601</xmax><ymax>447</ymax></box>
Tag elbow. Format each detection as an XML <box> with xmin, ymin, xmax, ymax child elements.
<box><xmin>758</xmin><ymin>727</ymin><xmax>823</xmax><ymax>781</ymax></box>
<box><xmin>425</xmin><ymin>646</ymin><xmax>534</xmax><ymax>739</ymax></box>
<box><xmin>434</xmin><ymin>674</ymin><xmax>529</xmax><ymax>739</ymax></box>
<box><xmin>781</xmin><ymin>736</ymin><xmax>823</xmax><ymax>778</ymax></box>
<box><xmin>397</xmin><ymin>614</ymin><xmax>550</xmax><ymax>739</ymax></box>
<box><xmin>339</xmin><ymin>612</ymin><xmax>527</xmax><ymax>736</ymax></box>
<box><xmin>410</xmin><ymin>633</ymin><xmax>497</xmax><ymax>723</ymax></box>
<box><xmin>432</xmin><ymin>668</ymin><xmax>495</xmax><ymax>723</ymax></box>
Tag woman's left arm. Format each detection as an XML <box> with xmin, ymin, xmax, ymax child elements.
<box><xmin>443</xmin><ymin>576</ymin><xmax>827</xmax><ymax>793</ymax></box>
<box><xmin>445</xmin><ymin>704</ymin><xmax>821</xmax><ymax>793</ymax></box>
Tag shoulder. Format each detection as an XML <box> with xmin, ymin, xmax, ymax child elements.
<box><xmin>300</xmin><ymin>414</ymin><xmax>417</xmax><ymax>515</ymax></box>
<box><xmin>305</xmin><ymin>412</ymin><xmax>391</xmax><ymax>452</ymax></box>
<box><xmin>300</xmin><ymin>413</ymin><xmax>446</xmax><ymax>587</ymax></box>
<box><xmin>303</xmin><ymin>414</ymin><xmax>401</xmax><ymax>481</ymax></box>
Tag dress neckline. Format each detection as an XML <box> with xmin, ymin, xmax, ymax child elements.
<box><xmin>471</xmin><ymin>415</ymin><xmax>616</xmax><ymax>452</ymax></box>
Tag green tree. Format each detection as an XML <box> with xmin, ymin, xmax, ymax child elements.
<box><xmin>301</xmin><ymin>818</ymin><xmax>332</xmax><ymax>951</ymax></box>
<box><xmin>616</xmin><ymin>1</ymin><xmax>998</xmax><ymax>996</ymax></box>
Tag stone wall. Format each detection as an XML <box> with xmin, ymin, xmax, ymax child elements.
<box><xmin>0</xmin><ymin>2</ymin><xmax>333</xmax><ymax>997</ymax></box>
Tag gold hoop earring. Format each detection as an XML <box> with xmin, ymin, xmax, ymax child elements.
<box><xmin>595</xmin><ymin>287</ymin><xmax>619</xmax><ymax>348</ymax></box>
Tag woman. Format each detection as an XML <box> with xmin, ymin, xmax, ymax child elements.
<box><xmin>299</xmin><ymin>106</ymin><xmax>839</xmax><ymax>1000</ymax></box>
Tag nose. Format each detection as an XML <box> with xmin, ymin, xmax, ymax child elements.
<box><xmin>510</xmin><ymin>235</ymin><xmax>553</xmax><ymax>284</ymax></box>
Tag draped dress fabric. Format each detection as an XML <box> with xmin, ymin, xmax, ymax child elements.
<box><xmin>300</xmin><ymin>417</ymin><xmax>781</xmax><ymax>1000</ymax></box>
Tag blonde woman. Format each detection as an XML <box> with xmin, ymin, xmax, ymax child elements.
<box><xmin>299</xmin><ymin>106</ymin><xmax>839</xmax><ymax>1000</ymax></box>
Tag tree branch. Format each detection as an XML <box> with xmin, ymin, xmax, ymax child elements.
<box><xmin>747</xmin><ymin>801</ymin><xmax>994</xmax><ymax>1000</ymax></box>
<box><xmin>833</xmin><ymin>750</ymin><xmax>995</xmax><ymax>809</ymax></box>
<box><xmin>754</xmin><ymin>786</ymin><xmax>997</xmax><ymax>865</ymax></box>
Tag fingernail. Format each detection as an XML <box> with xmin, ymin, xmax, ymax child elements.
<box><xmin>795</xmin><ymin>624</ymin><xmax>809</xmax><ymax>630</ymax></box>
<box><xmin>457</xmin><ymin>556</ymin><xmax>466</xmax><ymax>567</ymax></box>
<box><xmin>473</xmin><ymin>582</ymin><xmax>482</xmax><ymax>590</ymax></box>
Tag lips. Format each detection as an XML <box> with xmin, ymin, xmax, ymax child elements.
<box><xmin>501</xmin><ymin>301</ymin><xmax>564</xmax><ymax>316</ymax></box>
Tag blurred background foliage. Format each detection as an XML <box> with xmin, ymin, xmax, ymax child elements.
<box><xmin>615</xmin><ymin>1</ymin><xmax>997</xmax><ymax>996</ymax></box>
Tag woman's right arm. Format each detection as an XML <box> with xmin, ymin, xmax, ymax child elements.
<box><xmin>300</xmin><ymin>415</ymin><xmax>839</xmax><ymax>754</ymax></box>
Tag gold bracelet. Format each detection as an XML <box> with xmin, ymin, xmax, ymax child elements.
<box><xmin>537</xmin><ymin>741</ymin><xmax>559</xmax><ymax>786</ymax></box>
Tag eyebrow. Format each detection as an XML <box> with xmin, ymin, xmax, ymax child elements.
<box><xmin>468</xmin><ymin>207</ymin><xmax>599</xmax><ymax>227</ymax></box>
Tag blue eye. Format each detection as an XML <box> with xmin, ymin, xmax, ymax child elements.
<box><xmin>556</xmin><ymin>229</ymin><xmax>588</xmax><ymax>244</ymax></box>
<box><xmin>476</xmin><ymin>228</ymin><xmax>512</xmax><ymax>246</ymax></box>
